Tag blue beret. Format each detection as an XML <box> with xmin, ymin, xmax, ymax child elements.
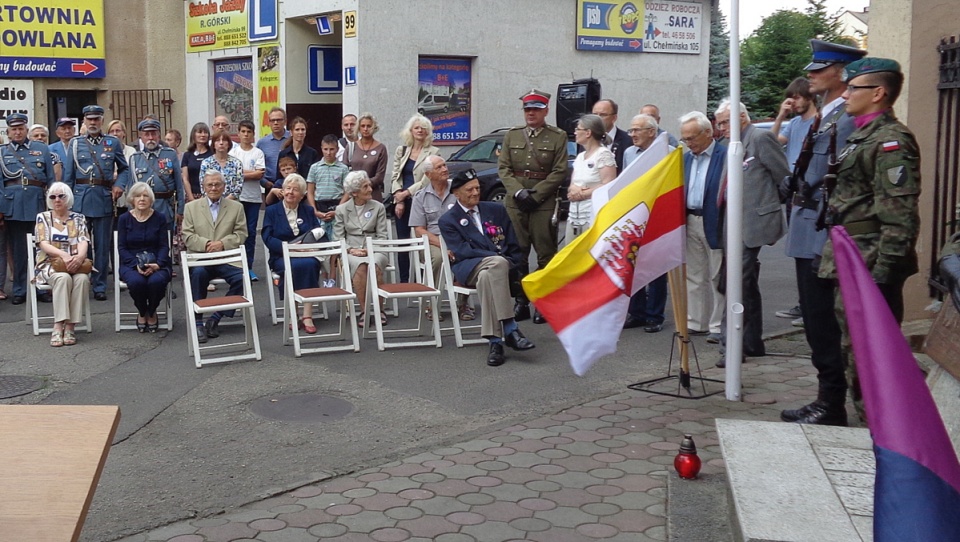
<box><xmin>5</xmin><ymin>113</ymin><xmax>27</xmax><ymax>127</ymax></box>
<box><xmin>137</xmin><ymin>118</ymin><xmax>161</xmax><ymax>132</ymax></box>
<box><xmin>805</xmin><ymin>39</ymin><xmax>866</xmax><ymax>71</ymax></box>
<box><xmin>82</xmin><ymin>105</ymin><xmax>104</xmax><ymax>117</ymax></box>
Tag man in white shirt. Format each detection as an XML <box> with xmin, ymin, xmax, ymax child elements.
<box><xmin>337</xmin><ymin>113</ymin><xmax>358</xmax><ymax>164</ymax></box>
<box><xmin>592</xmin><ymin>99</ymin><xmax>632</xmax><ymax>173</ymax></box>
<box><xmin>229</xmin><ymin>119</ymin><xmax>266</xmax><ymax>279</ymax></box>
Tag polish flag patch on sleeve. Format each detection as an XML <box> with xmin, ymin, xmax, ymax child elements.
<box><xmin>882</xmin><ymin>140</ymin><xmax>900</xmax><ymax>152</ymax></box>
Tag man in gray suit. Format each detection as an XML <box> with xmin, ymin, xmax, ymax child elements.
<box><xmin>713</xmin><ymin>100</ymin><xmax>790</xmax><ymax>367</ymax></box>
<box><xmin>182</xmin><ymin>169</ymin><xmax>248</xmax><ymax>344</ymax></box>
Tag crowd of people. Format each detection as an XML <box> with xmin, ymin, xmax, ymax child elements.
<box><xmin>0</xmin><ymin>42</ymin><xmax>929</xmax><ymax>418</ymax></box>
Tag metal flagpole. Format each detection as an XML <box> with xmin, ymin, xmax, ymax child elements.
<box><xmin>725</xmin><ymin>0</ymin><xmax>744</xmax><ymax>401</ymax></box>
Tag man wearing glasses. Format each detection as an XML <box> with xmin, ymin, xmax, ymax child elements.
<box><xmin>779</xmin><ymin>40</ymin><xmax>865</xmax><ymax>427</ymax></box>
<box><xmin>679</xmin><ymin>111</ymin><xmax>726</xmax><ymax>342</ymax></box>
<box><xmin>816</xmin><ymin>57</ymin><xmax>920</xmax><ymax>424</ymax></box>
<box><xmin>622</xmin><ymin>114</ymin><xmax>671</xmax><ymax>333</ymax></box>
<box><xmin>256</xmin><ymin>107</ymin><xmax>290</xmax><ymax>186</ymax></box>
<box><xmin>1</xmin><ymin>113</ymin><xmax>56</xmax><ymax>305</ymax></box>
<box><xmin>591</xmin><ymin>99</ymin><xmax>633</xmax><ymax>173</ymax></box>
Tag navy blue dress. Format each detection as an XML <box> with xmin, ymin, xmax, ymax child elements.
<box><xmin>117</xmin><ymin>211</ymin><xmax>172</xmax><ymax>317</ymax></box>
<box><xmin>261</xmin><ymin>201</ymin><xmax>323</xmax><ymax>298</ymax></box>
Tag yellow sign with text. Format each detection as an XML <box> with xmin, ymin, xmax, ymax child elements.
<box><xmin>343</xmin><ymin>10</ymin><xmax>357</xmax><ymax>38</ymax></box>
<box><xmin>257</xmin><ymin>46</ymin><xmax>281</xmax><ymax>138</ymax></box>
<box><xmin>186</xmin><ymin>0</ymin><xmax>248</xmax><ymax>52</ymax></box>
<box><xmin>0</xmin><ymin>0</ymin><xmax>106</xmax><ymax>78</ymax></box>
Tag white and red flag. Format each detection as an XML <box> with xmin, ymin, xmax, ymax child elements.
<box><xmin>522</xmin><ymin>135</ymin><xmax>685</xmax><ymax>375</ymax></box>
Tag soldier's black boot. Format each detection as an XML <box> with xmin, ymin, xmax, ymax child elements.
<box><xmin>784</xmin><ymin>390</ymin><xmax>848</xmax><ymax>427</ymax></box>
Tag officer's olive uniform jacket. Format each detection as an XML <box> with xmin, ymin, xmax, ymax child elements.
<box><xmin>63</xmin><ymin>134</ymin><xmax>130</xmax><ymax>218</ymax></box>
<box><xmin>497</xmin><ymin>125</ymin><xmax>568</xmax><ymax>211</ymax></box>
<box><xmin>819</xmin><ymin>111</ymin><xmax>921</xmax><ymax>284</ymax></box>
<box><xmin>0</xmin><ymin>140</ymin><xmax>55</xmax><ymax>220</ymax></box>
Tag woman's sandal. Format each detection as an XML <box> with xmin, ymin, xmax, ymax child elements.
<box><xmin>301</xmin><ymin>317</ymin><xmax>317</xmax><ymax>334</ymax></box>
<box><xmin>357</xmin><ymin>312</ymin><xmax>365</xmax><ymax>328</ymax></box>
<box><xmin>50</xmin><ymin>329</ymin><xmax>64</xmax><ymax>347</ymax></box>
<box><xmin>63</xmin><ymin>329</ymin><xmax>76</xmax><ymax>346</ymax></box>
<box><xmin>137</xmin><ymin>317</ymin><xmax>147</xmax><ymax>333</ymax></box>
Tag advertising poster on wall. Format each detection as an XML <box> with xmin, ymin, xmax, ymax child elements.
<box><xmin>417</xmin><ymin>57</ymin><xmax>471</xmax><ymax>145</ymax></box>
<box><xmin>186</xmin><ymin>0</ymin><xmax>247</xmax><ymax>53</ymax></box>
<box><xmin>575</xmin><ymin>0</ymin><xmax>701</xmax><ymax>54</ymax></box>
<box><xmin>213</xmin><ymin>58</ymin><xmax>253</xmax><ymax>136</ymax></box>
<box><xmin>0</xmin><ymin>0</ymin><xmax>106</xmax><ymax>78</ymax></box>
<box><xmin>257</xmin><ymin>46</ymin><xmax>281</xmax><ymax>138</ymax></box>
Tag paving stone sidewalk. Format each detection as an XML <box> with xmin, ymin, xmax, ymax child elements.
<box><xmin>118</xmin><ymin>352</ymin><xmax>823</xmax><ymax>542</ymax></box>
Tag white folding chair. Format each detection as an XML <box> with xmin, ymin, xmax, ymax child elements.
<box><xmin>265</xmin><ymin>247</ymin><xmax>283</xmax><ymax>325</ymax></box>
<box><xmin>113</xmin><ymin>231</ymin><xmax>174</xmax><ymax>332</ymax></box>
<box><xmin>364</xmin><ymin>235</ymin><xmax>443</xmax><ymax>351</ymax></box>
<box><xmin>438</xmin><ymin>235</ymin><xmax>485</xmax><ymax>347</ymax></box>
<box><xmin>282</xmin><ymin>240</ymin><xmax>359</xmax><ymax>356</ymax></box>
<box><xmin>181</xmin><ymin>246</ymin><xmax>261</xmax><ymax>368</ymax></box>
<box><xmin>382</xmin><ymin>220</ymin><xmax>400</xmax><ymax>316</ymax></box>
<box><xmin>26</xmin><ymin>234</ymin><xmax>93</xmax><ymax>336</ymax></box>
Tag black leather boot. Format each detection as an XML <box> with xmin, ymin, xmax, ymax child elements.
<box><xmin>782</xmin><ymin>390</ymin><xmax>848</xmax><ymax>427</ymax></box>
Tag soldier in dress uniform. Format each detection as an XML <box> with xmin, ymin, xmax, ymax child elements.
<box><xmin>497</xmin><ymin>89</ymin><xmax>569</xmax><ymax>323</ymax></box>
<box><xmin>817</xmin><ymin>57</ymin><xmax>921</xmax><ymax>423</ymax></box>
<box><xmin>124</xmin><ymin>118</ymin><xmax>185</xmax><ymax>227</ymax></box>
<box><xmin>779</xmin><ymin>40</ymin><xmax>866</xmax><ymax>427</ymax></box>
<box><xmin>62</xmin><ymin>104</ymin><xmax>130</xmax><ymax>301</ymax></box>
<box><xmin>0</xmin><ymin>113</ymin><xmax>56</xmax><ymax>305</ymax></box>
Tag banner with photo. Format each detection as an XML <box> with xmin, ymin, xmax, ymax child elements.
<box><xmin>417</xmin><ymin>57</ymin><xmax>471</xmax><ymax>145</ymax></box>
<box><xmin>213</xmin><ymin>58</ymin><xmax>253</xmax><ymax>137</ymax></box>
<box><xmin>576</xmin><ymin>0</ymin><xmax>701</xmax><ymax>54</ymax></box>
<box><xmin>257</xmin><ymin>46</ymin><xmax>281</xmax><ymax>138</ymax></box>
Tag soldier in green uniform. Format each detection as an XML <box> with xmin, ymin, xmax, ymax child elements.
<box><xmin>497</xmin><ymin>90</ymin><xmax>569</xmax><ymax>323</ymax></box>
<box><xmin>817</xmin><ymin>57</ymin><xmax>921</xmax><ymax>420</ymax></box>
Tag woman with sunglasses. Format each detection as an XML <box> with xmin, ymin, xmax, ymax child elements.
<box><xmin>34</xmin><ymin>182</ymin><xmax>91</xmax><ymax>347</ymax></box>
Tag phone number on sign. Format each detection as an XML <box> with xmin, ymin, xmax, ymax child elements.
<box><xmin>434</xmin><ymin>132</ymin><xmax>469</xmax><ymax>141</ymax></box>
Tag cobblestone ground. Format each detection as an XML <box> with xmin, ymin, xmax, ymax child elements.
<box><xmin>119</xmin><ymin>351</ymin><xmax>828</xmax><ymax>542</ymax></box>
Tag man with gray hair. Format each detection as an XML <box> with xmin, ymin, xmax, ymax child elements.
<box><xmin>713</xmin><ymin>99</ymin><xmax>790</xmax><ymax>367</ymax></box>
<box><xmin>623</xmin><ymin>113</ymin><xmax>670</xmax><ymax>332</ymax></box>
<box><xmin>640</xmin><ymin>104</ymin><xmax>680</xmax><ymax>147</ymax></box>
<box><xmin>679</xmin><ymin>111</ymin><xmax>726</xmax><ymax>340</ymax></box>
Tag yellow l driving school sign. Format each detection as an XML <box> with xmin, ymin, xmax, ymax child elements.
<box><xmin>0</xmin><ymin>0</ymin><xmax>106</xmax><ymax>78</ymax></box>
<box><xmin>186</xmin><ymin>0</ymin><xmax>248</xmax><ymax>52</ymax></box>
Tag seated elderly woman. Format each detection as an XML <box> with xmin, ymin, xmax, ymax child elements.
<box><xmin>34</xmin><ymin>182</ymin><xmax>91</xmax><ymax>347</ymax></box>
<box><xmin>334</xmin><ymin>170</ymin><xmax>389</xmax><ymax>326</ymax></box>
<box><xmin>261</xmin><ymin>173</ymin><xmax>324</xmax><ymax>334</ymax></box>
<box><xmin>117</xmin><ymin>183</ymin><xmax>172</xmax><ymax>332</ymax></box>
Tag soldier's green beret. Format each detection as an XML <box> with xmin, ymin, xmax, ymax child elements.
<box><xmin>843</xmin><ymin>57</ymin><xmax>902</xmax><ymax>82</ymax></box>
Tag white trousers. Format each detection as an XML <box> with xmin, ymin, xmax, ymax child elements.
<box><xmin>48</xmin><ymin>272</ymin><xmax>90</xmax><ymax>324</ymax></box>
<box><xmin>685</xmin><ymin>215</ymin><xmax>724</xmax><ymax>333</ymax></box>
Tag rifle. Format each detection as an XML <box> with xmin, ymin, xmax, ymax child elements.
<box><xmin>787</xmin><ymin>114</ymin><xmax>821</xmax><ymax>200</ymax></box>
<box><xmin>816</xmin><ymin>123</ymin><xmax>839</xmax><ymax>231</ymax></box>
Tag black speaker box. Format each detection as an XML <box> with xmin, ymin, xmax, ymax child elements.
<box><xmin>556</xmin><ymin>78</ymin><xmax>602</xmax><ymax>139</ymax></box>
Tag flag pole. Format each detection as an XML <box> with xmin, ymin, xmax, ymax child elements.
<box><xmin>725</xmin><ymin>0</ymin><xmax>745</xmax><ymax>401</ymax></box>
<box><xmin>668</xmin><ymin>265</ymin><xmax>690</xmax><ymax>382</ymax></box>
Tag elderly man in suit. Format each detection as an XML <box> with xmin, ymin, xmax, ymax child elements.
<box><xmin>439</xmin><ymin>169</ymin><xmax>534</xmax><ymax>367</ymax></box>
<box><xmin>680</xmin><ymin>111</ymin><xmax>726</xmax><ymax>340</ymax></box>
<box><xmin>713</xmin><ymin>100</ymin><xmax>791</xmax><ymax>367</ymax></box>
<box><xmin>182</xmin><ymin>169</ymin><xmax>248</xmax><ymax>343</ymax></box>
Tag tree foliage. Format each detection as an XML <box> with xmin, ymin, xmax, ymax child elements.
<box><xmin>707</xmin><ymin>4</ymin><xmax>729</xmax><ymax>114</ymax></box>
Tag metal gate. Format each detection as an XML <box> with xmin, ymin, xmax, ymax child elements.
<box><xmin>931</xmin><ymin>36</ymin><xmax>960</xmax><ymax>294</ymax></box>
<box><xmin>110</xmin><ymin>89</ymin><xmax>174</xmax><ymax>135</ymax></box>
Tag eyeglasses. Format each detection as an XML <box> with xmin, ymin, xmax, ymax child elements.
<box><xmin>574</xmin><ymin>127</ymin><xmax>588</xmax><ymax>132</ymax></box>
<box><xmin>595</xmin><ymin>112</ymin><xmax>613</xmax><ymax>118</ymax></box>
<box><xmin>48</xmin><ymin>193</ymin><xmax>66</xmax><ymax>200</ymax></box>
<box><xmin>627</xmin><ymin>127</ymin><xmax>653</xmax><ymax>134</ymax></box>
<box><xmin>680</xmin><ymin>131</ymin><xmax>704</xmax><ymax>144</ymax></box>
<box><xmin>847</xmin><ymin>84</ymin><xmax>880</xmax><ymax>92</ymax></box>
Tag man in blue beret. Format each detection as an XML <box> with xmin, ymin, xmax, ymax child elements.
<box><xmin>1</xmin><ymin>112</ymin><xmax>56</xmax><ymax>304</ymax></box>
<box><xmin>779</xmin><ymin>39</ymin><xmax>866</xmax><ymax>427</ymax></box>
<box><xmin>817</xmin><ymin>57</ymin><xmax>921</xmax><ymax>423</ymax></box>
<box><xmin>62</xmin><ymin>104</ymin><xmax>130</xmax><ymax>300</ymax></box>
<box><xmin>123</xmin><ymin>118</ymin><xmax>185</xmax><ymax>227</ymax></box>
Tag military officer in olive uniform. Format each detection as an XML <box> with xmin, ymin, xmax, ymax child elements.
<box><xmin>123</xmin><ymin>118</ymin><xmax>185</xmax><ymax>226</ymax></box>
<box><xmin>818</xmin><ymin>57</ymin><xmax>921</xmax><ymax>422</ymax></box>
<box><xmin>1</xmin><ymin>113</ymin><xmax>56</xmax><ymax>305</ymax></box>
<box><xmin>63</xmin><ymin>105</ymin><xmax>130</xmax><ymax>300</ymax></box>
<box><xmin>497</xmin><ymin>90</ymin><xmax>569</xmax><ymax>323</ymax></box>
<box><xmin>779</xmin><ymin>40</ymin><xmax>866</xmax><ymax>428</ymax></box>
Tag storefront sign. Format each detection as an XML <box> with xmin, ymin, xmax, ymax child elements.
<box><xmin>257</xmin><ymin>45</ymin><xmax>281</xmax><ymax>138</ymax></box>
<box><xmin>213</xmin><ymin>58</ymin><xmax>253</xmax><ymax>135</ymax></box>
<box><xmin>186</xmin><ymin>0</ymin><xmax>249</xmax><ymax>53</ymax></box>
<box><xmin>418</xmin><ymin>57</ymin><xmax>471</xmax><ymax>145</ymax></box>
<box><xmin>0</xmin><ymin>79</ymin><xmax>34</xmax><ymax>130</ymax></box>
<box><xmin>0</xmin><ymin>0</ymin><xmax>106</xmax><ymax>78</ymax></box>
<box><xmin>576</xmin><ymin>1</ymin><xmax>701</xmax><ymax>54</ymax></box>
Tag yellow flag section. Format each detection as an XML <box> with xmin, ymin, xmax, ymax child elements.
<box><xmin>523</xmin><ymin>147</ymin><xmax>685</xmax><ymax>375</ymax></box>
